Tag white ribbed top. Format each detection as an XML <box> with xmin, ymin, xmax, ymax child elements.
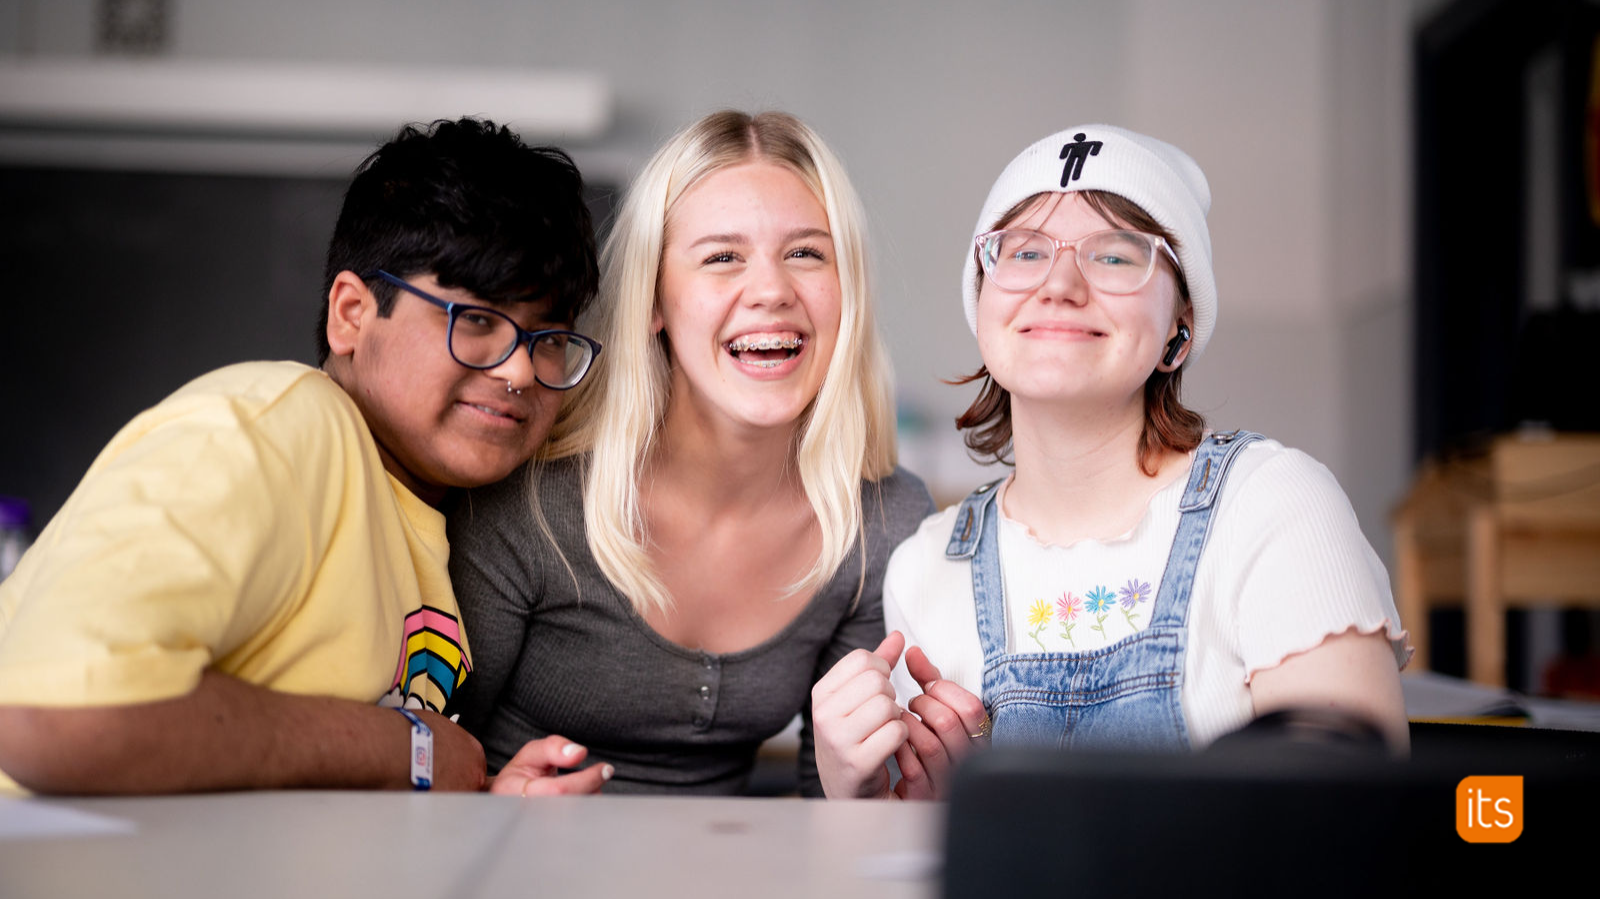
<box><xmin>885</xmin><ymin>438</ymin><xmax>1411</xmax><ymax>747</ymax></box>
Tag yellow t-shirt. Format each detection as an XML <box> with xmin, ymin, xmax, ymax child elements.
<box><xmin>0</xmin><ymin>361</ymin><xmax>471</xmax><ymax>792</ymax></box>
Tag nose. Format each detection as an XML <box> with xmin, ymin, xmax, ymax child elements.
<box><xmin>742</xmin><ymin>256</ymin><xmax>797</xmax><ymax>309</ymax></box>
<box><xmin>1037</xmin><ymin>245</ymin><xmax>1088</xmax><ymax>306</ymax></box>
<box><xmin>484</xmin><ymin>339</ymin><xmax>539</xmax><ymax>392</ymax></box>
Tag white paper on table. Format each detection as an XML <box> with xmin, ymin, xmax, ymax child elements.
<box><xmin>0</xmin><ymin>798</ymin><xmax>136</xmax><ymax>841</ymax></box>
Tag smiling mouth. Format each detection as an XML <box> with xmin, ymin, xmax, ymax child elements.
<box><xmin>1023</xmin><ymin>325</ymin><xmax>1106</xmax><ymax>337</ymax></box>
<box><xmin>725</xmin><ymin>333</ymin><xmax>805</xmax><ymax>369</ymax></box>
<box><xmin>466</xmin><ymin>402</ymin><xmax>523</xmax><ymax>422</ymax></box>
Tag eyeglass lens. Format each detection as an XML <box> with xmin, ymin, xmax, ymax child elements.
<box><xmin>983</xmin><ymin>229</ymin><xmax>1159</xmax><ymax>294</ymax></box>
<box><xmin>448</xmin><ymin>308</ymin><xmax>594</xmax><ymax>388</ymax></box>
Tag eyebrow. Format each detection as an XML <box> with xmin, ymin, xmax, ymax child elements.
<box><xmin>685</xmin><ymin>227</ymin><xmax>834</xmax><ymax>249</ymax></box>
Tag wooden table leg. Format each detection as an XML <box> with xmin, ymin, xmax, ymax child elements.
<box><xmin>1467</xmin><ymin>506</ymin><xmax>1504</xmax><ymax>687</ymax></box>
<box><xmin>1392</xmin><ymin>519</ymin><xmax>1429</xmax><ymax>670</ymax></box>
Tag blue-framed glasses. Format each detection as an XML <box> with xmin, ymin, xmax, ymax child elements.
<box><xmin>368</xmin><ymin>270</ymin><xmax>601</xmax><ymax>391</ymax></box>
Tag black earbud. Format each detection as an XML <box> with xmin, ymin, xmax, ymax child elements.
<box><xmin>1161</xmin><ymin>324</ymin><xmax>1191</xmax><ymax>367</ymax></box>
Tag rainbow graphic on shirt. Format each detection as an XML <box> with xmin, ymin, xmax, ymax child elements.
<box><xmin>388</xmin><ymin>606</ymin><xmax>472</xmax><ymax>714</ymax></box>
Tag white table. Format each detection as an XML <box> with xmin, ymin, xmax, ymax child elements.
<box><xmin>0</xmin><ymin>793</ymin><xmax>944</xmax><ymax>899</ymax></box>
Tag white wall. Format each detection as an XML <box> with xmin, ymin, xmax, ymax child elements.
<box><xmin>0</xmin><ymin>0</ymin><xmax>1433</xmax><ymax>567</ymax></box>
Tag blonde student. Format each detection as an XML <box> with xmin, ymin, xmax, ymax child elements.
<box><xmin>447</xmin><ymin>110</ymin><xmax>933</xmax><ymax>795</ymax></box>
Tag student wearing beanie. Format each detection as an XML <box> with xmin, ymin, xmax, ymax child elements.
<box><xmin>812</xmin><ymin>126</ymin><xmax>1412</xmax><ymax>800</ymax></box>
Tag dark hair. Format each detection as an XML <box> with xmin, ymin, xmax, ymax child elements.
<box><xmin>954</xmin><ymin>189</ymin><xmax>1205</xmax><ymax>476</ymax></box>
<box><xmin>315</xmin><ymin>117</ymin><xmax>600</xmax><ymax>363</ymax></box>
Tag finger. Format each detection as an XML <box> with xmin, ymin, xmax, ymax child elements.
<box><xmin>502</xmin><ymin>735</ymin><xmax>588</xmax><ymax>776</ymax></box>
<box><xmin>822</xmin><ymin>692</ymin><xmax>904</xmax><ymax>748</ymax></box>
<box><xmin>920</xmin><ymin>679</ymin><xmax>990</xmax><ymax>738</ymax></box>
<box><xmin>893</xmin><ymin>713</ymin><xmax>948</xmax><ymax>801</ymax></box>
<box><xmin>825</xmin><ymin>715</ymin><xmax>907</xmax><ymax>800</ymax></box>
<box><xmin>855</xmin><ymin>717</ymin><xmax>911</xmax><ymax>774</ymax></box>
<box><xmin>902</xmin><ymin>700</ymin><xmax>947</xmax><ymax>761</ymax></box>
<box><xmin>521</xmin><ymin>762</ymin><xmax>614</xmax><ymax>796</ymax></box>
<box><xmin>909</xmin><ymin>693</ymin><xmax>977</xmax><ymax>763</ymax></box>
<box><xmin>873</xmin><ymin>631</ymin><xmax>907</xmax><ymax>668</ymax></box>
<box><xmin>904</xmin><ymin>645</ymin><xmax>943</xmax><ymax>692</ymax></box>
<box><xmin>813</xmin><ymin>645</ymin><xmax>897</xmax><ymax>703</ymax></box>
<box><xmin>892</xmin><ymin>741</ymin><xmax>929</xmax><ymax>799</ymax></box>
<box><xmin>814</xmin><ymin>667</ymin><xmax>898</xmax><ymax>724</ymax></box>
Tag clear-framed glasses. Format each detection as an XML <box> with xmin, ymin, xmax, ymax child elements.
<box><xmin>974</xmin><ymin>228</ymin><xmax>1179</xmax><ymax>295</ymax></box>
<box><xmin>368</xmin><ymin>270</ymin><xmax>602</xmax><ymax>390</ymax></box>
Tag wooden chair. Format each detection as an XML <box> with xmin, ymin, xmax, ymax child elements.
<box><xmin>1391</xmin><ymin>433</ymin><xmax>1600</xmax><ymax>687</ymax></box>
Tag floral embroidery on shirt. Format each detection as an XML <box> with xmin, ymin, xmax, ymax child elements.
<box><xmin>1055</xmin><ymin>592</ymin><xmax>1081</xmax><ymax>647</ymax></box>
<box><xmin>1026</xmin><ymin>599</ymin><xmax>1052</xmax><ymax>651</ymax></box>
<box><xmin>1118</xmin><ymin>578</ymin><xmax>1151</xmax><ymax>628</ymax></box>
<box><xmin>1084</xmin><ymin>585</ymin><xmax>1117</xmax><ymax>636</ymax></box>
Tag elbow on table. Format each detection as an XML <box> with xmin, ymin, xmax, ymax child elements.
<box><xmin>0</xmin><ymin>704</ymin><xmax>143</xmax><ymax>794</ymax></box>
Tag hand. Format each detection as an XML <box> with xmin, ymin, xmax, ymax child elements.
<box><xmin>416</xmin><ymin>710</ymin><xmax>488</xmax><ymax>791</ymax></box>
<box><xmin>891</xmin><ymin>646</ymin><xmax>989</xmax><ymax>801</ymax></box>
<box><xmin>812</xmin><ymin>632</ymin><xmax>910</xmax><ymax>799</ymax></box>
<box><xmin>488</xmin><ymin>735</ymin><xmax>613</xmax><ymax>797</ymax></box>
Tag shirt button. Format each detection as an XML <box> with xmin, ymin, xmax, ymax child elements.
<box><xmin>692</xmin><ymin>715</ymin><xmax>709</xmax><ymax>728</ymax></box>
<box><xmin>698</xmin><ymin>685</ymin><xmax>711</xmax><ymax>699</ymax></box>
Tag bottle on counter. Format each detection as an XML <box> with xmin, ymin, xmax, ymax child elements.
<box><xmin>0</xmin><ymin>496</ymin><xmax>31</xmax><ymax>582</ymax></box>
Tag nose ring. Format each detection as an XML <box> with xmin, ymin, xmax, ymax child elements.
<box><xmin>506</xmin><ymin>381</ymin><xmax>523</xmax><ymax>396</ymax></box>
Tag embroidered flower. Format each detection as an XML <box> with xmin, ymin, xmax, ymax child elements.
<box><xmin>1027</xmin><ymin>599</ymin><xmax>1053</xmax><ymax>628</ymax></box>
<box><xmin>1119</xmin><ymin>578</ymin><xmax>1151</xmax><ymax>628</ymax></box>
<box><xmin>1056</xmin><ymin>592</ymin><xmax>1081</xmax><ymax>647</ymax></box>
<box><xmin>1119</xmin><ymin>579</ymin><xmax>1151</xmax><ymax>607</ymax></box>
<box><xmin>1055</xmin><ymin>592</ymin><xmax>1081</xmax><ymax>621</ymax></box>
<box><xmin>1084</xmin><ymin>586</ymin><xmax>1116</xmax><ymax>614</ymax></box>
<box><xmin>1026</xmin><ymin>599</ymin><xmax>1052</xmax><ymax>651</ymax></box>
<box><xmin>1085</xmin><ymin>585</ymin><xmax>1116</xmax><ymax>636</ymax></box>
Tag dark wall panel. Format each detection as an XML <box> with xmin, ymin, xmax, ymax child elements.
<box><xmin>0</xmin><ymin>167</ymin><xmax>345</xmax><ymax>527</ymax></box>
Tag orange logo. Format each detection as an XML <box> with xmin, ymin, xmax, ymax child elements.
<box><xmin>1456</xmin><ymin>776</ymin><xmax>1523</xmax><ymax>843</ymax></box>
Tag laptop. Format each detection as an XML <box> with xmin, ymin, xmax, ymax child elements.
<box><xmin>942</xmin><ymin>715</ymin><xmax>1599</xmax><ymax>897</ymax></box>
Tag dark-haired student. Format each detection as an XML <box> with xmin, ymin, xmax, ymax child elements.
<box><xmin>0</xmin><ymin>118</ymin><xmax>608</xmax><ymax>797</ymax></box>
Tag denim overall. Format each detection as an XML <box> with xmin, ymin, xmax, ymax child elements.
<box><xmin>945</xmin><ymin>430</ymin><xmax>1263</xmax><ymax>750</ymax></box>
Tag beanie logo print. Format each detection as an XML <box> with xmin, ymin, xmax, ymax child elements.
<box><xmin>1058</xmin><ymin>133</ymin><xmax>1103</xmax><ymax>187</ymax></box>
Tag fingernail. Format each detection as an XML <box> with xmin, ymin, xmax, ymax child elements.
<box><xmin>601</xmin><ymin>764</ymin><xmax>615</xmax><ymax>781</ymax></box>
<box><xmin>562</xmin><ymin>742</ymin><xmax>583</xmax><ymax>758</ymax></box>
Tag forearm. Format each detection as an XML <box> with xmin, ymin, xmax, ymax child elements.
<box><xmin>0</xmin><ymin>669</ymin><xmax>480</xmax><ymax>794</ymax></box>
<box><xmin>1249</xmin><ymin>629</ymin><xmax>1410</xmax><ymax>751</ymax></box>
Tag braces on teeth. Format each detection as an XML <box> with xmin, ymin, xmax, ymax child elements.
<box><xmin>728</xmin><ymin>336</ymin><xmax>805</xmax><ymax>353</ymax></box>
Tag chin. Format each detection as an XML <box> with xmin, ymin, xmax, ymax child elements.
<box><xmin>444</xmin><ymin>455</ymin><xmax>527</xmax><ymax>490</ymax></box>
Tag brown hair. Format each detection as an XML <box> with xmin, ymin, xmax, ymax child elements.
<box><xmin>953</xmin><ymin>190</ymin><xmax>1205</xmax><ymax>476</ymax></box>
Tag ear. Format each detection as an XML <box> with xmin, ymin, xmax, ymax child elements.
<box><xmin>1158</xmin><ymin>316</ymin><xmax>1193</xmax><ymax>372</ymax></box>
<box><xmin>325</xmin><ymin>270</ymin><xmax>375</xmax><ymax>359</ymax></box>
<box><xmin>649</xmin><ymin>304</ymin><xmax>664</xmax><ymax>335</ymax></box>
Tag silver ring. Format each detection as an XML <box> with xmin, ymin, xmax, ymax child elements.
<box><xmin>506</xmin><ymin>381</ymin><xmax>523</xmax><ymax>396</ymax></box>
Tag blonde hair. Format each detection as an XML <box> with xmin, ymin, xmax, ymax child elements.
<box><xmin>542</xmin><ymin>110</ymin><xmax>897</xmax><ymax>615</ymax></box>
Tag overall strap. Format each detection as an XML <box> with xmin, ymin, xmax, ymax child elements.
<box><xmin>1148</xmin><ymin>430</ymin><xmax>1264</xmax><ymax>630</ymax></box>
<box><xmin>945</xmin><ymin>478</ymin><xmax>1005</xmax><ymax>560</ymax></box>
<box><xmin>947</xmin><ymin>479</ymin><xmax>1009</xmax><ymax>667</ymax></box>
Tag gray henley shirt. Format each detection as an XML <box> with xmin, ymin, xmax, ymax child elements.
<box><xmin>446</xmin><ymin>455</ymin><xmax>934</xmax><ymax>796</ymax></box>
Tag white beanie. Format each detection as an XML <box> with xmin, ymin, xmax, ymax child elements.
<box><xmin>961</xmin><ymin>125</ymin><xmax>1216</xmax><ymax>359</ymax></box>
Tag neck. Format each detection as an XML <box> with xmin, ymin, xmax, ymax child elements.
<box><xmin>1004</xmin><ymin>395</ymin><xmax>1178</xmax><ymax>545</ymax></box>
<box><xmin>649</xmin><ymin>395</ymin><xmax>804</xmax><ymax>510</ymax></box>
<box><xmin>324</xmin><ymin>360</ymin><xmax>449</xmax><ymax>509</ymax></box>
